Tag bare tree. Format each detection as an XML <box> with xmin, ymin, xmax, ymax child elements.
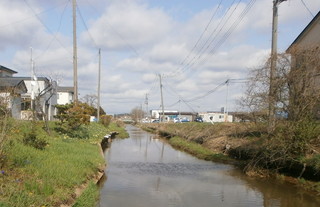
<box><xmin>0</xmin><ymin>88</ymin><xmax>12</xmax><ymax>166</ymax></box>
<box><xmin>131</xmin><ymin>107</ymin><xmax>145</xmax><ymax>123</ymax></box>
<box><xmin>240</xmin><ymin>45</ymin><xmax>320</xmax><ymax>124</ymax></box>
<box><xmin>81</xmin><ymin>94</ymin><xmax>97</xmax><ymax>107</ymax></box>
<box><xmin>287</xmin><ymin>45</ymin><xmax>320</xmax><ymax>121</ymax></box>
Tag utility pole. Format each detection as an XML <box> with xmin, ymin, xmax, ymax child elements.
<box><xmin>30</xmin><ymin>47</ymin><xmax>35</xmax><ymax>112</ymax></box>
<box><xmin>145</xmin><ymin>93</ymin><xmax>149</xmax><ymax>119</ymax></box>
<box><xmin>72</xmin><ymin>0</ymin><xmax>78</xmax><ymax>103</ymax></box>
<box><xmin>224</xmin><ymin>79</ymin><xmax>229</xmax><ymax>122</ymax></box>
<box><xmin>97</xmin><ymin>49</ymin><xmax>101</xmax><ymax>122</ymax></box>
<box><xmin>159</xmin><ymin>74</ymin><xmax>165</xmax><ymax>122</ymax></box>
<box><xmin>268</xmin><ymin>0</ymin><xmax>286</xmax><ymax>133</ymax></box>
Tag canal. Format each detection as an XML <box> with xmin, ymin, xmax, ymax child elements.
<box><xmin>98</xmin><ymin>125</ymin><xmax>320</xmax><ymax>207</ymax></box>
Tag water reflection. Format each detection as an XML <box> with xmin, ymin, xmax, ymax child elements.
<box><xmin>99</xmin><ymin>125</ymin><xmax>320</xmax><ymax>207</ymax></box>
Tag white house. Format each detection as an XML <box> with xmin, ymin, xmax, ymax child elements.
<box><xmin>198</xmin><ymin>112</ymin><xmax>233</xmax><ymax>123</ymax></box>
<box><xmin>19</xmin><ymin>77</ymin><xmax>57</xmax><ymax>121</ymax></box>
<box><xmin>57</xmin><ymin>86</ymin><xmax>74</xmax><ymax>105</ymax></box>
<box><xmin>0</xmin><ymin>65</ymin><xmax>67</xmax><ymax>121</ymax></box>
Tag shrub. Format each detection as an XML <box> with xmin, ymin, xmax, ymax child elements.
<box><xmin>67</xmin><ymin>126</ymin><xmax>89</xmax><ymax>139</ymax></box>
<box><xmin>23</xmin><ymin>130</ymin><xmax>48</xmax><ymax>150</ymax></box>
<box><xmin>99</xmin><ymin>115</ymin><xmax>112</xmax><ymax>127</ymax></box>
<box><xmin>54</xmin><ymin>102</ymin><xmax>94</xmax><ymax>138</ymax></box>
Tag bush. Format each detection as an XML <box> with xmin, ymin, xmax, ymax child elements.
<box><xmin>67</xmin><ymin>126</ymin><xmax>89</xmax><ymax>139</ymax></box>
<box><xmin>23</xmin><ymin>131</ymin><xmax>48</xmax><ymax>150</ymax></box>
<box><xmin>99</xmin><ymin>115</ymin><xmax>112</xmax><ymax>127</ymax></box>
<box><xmin>54</xmin><ymin>102</ymin><xmax>94</xmax><ymax>138</ymax></box>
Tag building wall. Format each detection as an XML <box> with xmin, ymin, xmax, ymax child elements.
<box><xmin>0</xmin><ymin>71</ymin><xmax>13</xmax><ymax>77</ymax></box>
<box><xmin>57</xmin><ymin>92</ymin><xmax>73</xmax><ymax>105</ymax></box>
<box><xmin>0</xmin><ymin>92</ymin><xmax>21</xmax><ymax>119</ymax></box>
<box><xmin>295</xmin><ymin>18</ymin><xmax>320</xmax><ymax>47</ymax></box>
<box><xmin>199</xmin><ymin>112</ymin><xmax>233</xmax><ymax>123</ymax></box>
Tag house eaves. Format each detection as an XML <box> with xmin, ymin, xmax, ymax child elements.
<box><xmin>6</xmin><ymin>76</ymin><xmax>50</xmax><ymax>83</ymax></box>
<box><xmin>287</xmin><ymin>11</ymin><xmax>320</xmax><ymax>52</ymax></box>
<box><xmin>0</xmin><ymin>65</ymin><xmax>18</xmax><ymax>75</ymax></box>
<box><xmin>57</xmin><ymin>86</ymin><xmax>74</xmax><ymax>93</ymax></box>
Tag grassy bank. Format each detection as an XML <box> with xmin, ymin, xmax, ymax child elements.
<box><xmin>142</xmin><ymin>122</ymin><xmax>320</xmax><ymax>193</ymax></box>
<box><xmin>0</xmin><ymin>120</ymin><xmax>126</xmax><ymax>207</ymax></box>
<box><xmin>168</xmin><ymin>136</ymin><xmax>232</xmax><ymax>163</ymax></box>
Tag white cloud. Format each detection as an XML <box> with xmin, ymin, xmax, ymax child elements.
<box><xmin>1</xmin><ymin>0</ymin><xmax>320</xmax><ymax>114</ymax></box>
<box><xmin>82</xmin><ymin>1</ymin><xmax>174</xmax><ymax>50</ymax></box>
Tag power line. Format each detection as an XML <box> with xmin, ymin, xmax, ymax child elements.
<box><xmin>165</xmin><ymin>0</ymin><xmax>257</xmax><ymax>80</ymax></box>
<box><xmin>23</xmin><ymin>0</ymin><xmax>72</xmax><ymax>55</ymax></box>
<box><xmin>300</xmin><ymin>0</ymin><xmax>315</xmax><ymax>17</ymax></box>
<box><xmin>0</xmin><ymin>2</ymin><xmax>66</xmax><ymax>29</ymax></box>
<box><xmin>201</xmin><ymin>0</ymin><xmax>257</xmax><ymax>64</ymax></box>
<box><xmin>76</xmin><ymin>4</ymin><xmax>99</xmax><ymax>49</ymax></box>
<box><xmin>165</xmin><ymin>0</ymin><xmax>240</xmax><ymax>78</ymax></box>
<box><xmin>80</xmin><ymin>0</ymin><xmax>140</xmax><ymax>56</ymax></box>
<box><xmin>34</xmin><ymin>0</ymin><xmax>70</xmax><ymax>60</ymax></box>
<box><xmin>175</xmin><ymin>0</ymin><xmax>224</xmax><ymax>71</ymax></box>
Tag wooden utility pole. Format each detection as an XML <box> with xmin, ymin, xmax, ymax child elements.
<box><xmin>97</xmin><ymin>49</ymin><xmax>101</xmax><ymax>122</ymax></box>
<box><xmin>268</xmin><ymin>0</ymin><xmax>286</xmax><ymax>133</ymax></box>
<box><xmin>73</xmin><ymin>0</ymin><xmax>78</xmax><ymax>102</ymax></box>
<box><xmin>159</xmin><ymin>74</ymin><xmax>165</xmax><ymax>122</ymax></box>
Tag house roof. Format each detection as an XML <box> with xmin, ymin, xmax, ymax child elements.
<box><xmin>0</xmin><ymin>78</ymin><xmax>27</xmax><ymax>93</ymax></box>
<box><xmin>2</xmin><ymin>76</ymin><xmax>50</xmax><ymax>83</ymax></box>
<box><xmin>57</xmin><ymin>86</ymin><xmax>74</xmax><ymax>93</ymax></box>
<box><xmin>287</xmin><ymin>10</ymin><xmax>320</xmax><ymax>52</ymax></box>
<box><xmin>0</xmin><ymin>65</ymin><xmax>18</xmax><ymax>74</ymax></box>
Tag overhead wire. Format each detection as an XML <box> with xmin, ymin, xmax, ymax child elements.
<box><xmin>23</xmin><ymin>0</ymin><xmax>72</xmax><ymax>55</ymax></box>
<box><xmin>0</xmin><ymin>2</ymin><xmax>66</xmax><ymax>29</ymax></box>
<box><xmin>81</xmin><ymin>0</ymin><xmax>140</xmax><ymax>56</ymax></box>
<box><xmin>165</xmin><ymin>0</ymin><xmax>257</xmax><ymax>80</ymax></box>
<box><xmin>165</xmin><ymin>0</ymin><xmax>239</xmax><ymax>78</ymax></box>
<box><xmin>173</xmin><ymin>0</ymin><xmax>224</xmax><ymax>73</ymax></box>
<box><xmin>76</xmin><ymin>4</ymin><xmax>99</xmax><ymax>49</ymax></box>
<box><xmin>205</xmin><ymin>0</ymin><xmax>257</xmax><ymax>57</ymax></box>
<box><xmin>162</xmin><ymin>80</ymin><xmax>196</xmax><ymax>112</ymax></box>
<box><xmin>300</xmin><ymin>0</ymin><xmax>315</xmax><ymax>17</ymax></box>
<box><xmin>34</xmin><ymin>0</ymin><xmax>70</xmax><ymax>60</ymax></box>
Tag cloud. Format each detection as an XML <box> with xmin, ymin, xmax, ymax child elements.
<box><xmin>2</xmin><ymin>0</ymin><xmax>320</xmax><ymax>114</ymax></box>
<box><xmin>0</xmin><ymin>1</ymin><xmax>42</xmax><ymax>50</ymax></box>
<box><xmin>82</xmin><ymin>0</ymin><xmax>174</xmax><ymax>50</ymax></box>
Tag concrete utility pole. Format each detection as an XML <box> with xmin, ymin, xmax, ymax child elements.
<box><xmin>159</xmin><ymin>74</ymin><xmax>165</xmax><ymax>122</ymax></box>
<box><xmin>97</xmin><ymin>49</ymin><xmax>101</xmax><ymax>122</ymax></box>
<box><xmin>145</xmin><ymin>93</ymin><xmax>149</xmax><ymax>118</ymax></box>
<box><xmin>268</xmin><ymin>0</ymin><xmax>286</xmax><ymax>133</ymax></box>
<box><xmin>224</xmin><ymin>79</ymin><xmax>229</xmax><ymax>122</ymax></box>
<box><xmin>30</xmin><ymin>47</ymin><xmax>35</xmax><ymax>112</ymax></box>
<box><xmin>73</xmin><ymin>0</ymin><xmax>78</xmax><ymax>103</ymax></box>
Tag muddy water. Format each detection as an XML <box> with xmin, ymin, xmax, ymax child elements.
<box><xmin>98</xmin><ymin>125</ymin><xmax>320</xmax><ymax>207</ymax></box>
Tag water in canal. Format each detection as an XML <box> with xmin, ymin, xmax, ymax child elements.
<box><xmin>98</xmin><ymin>125</ymin><xmax>320</xmax><ymax>207</ymax></box>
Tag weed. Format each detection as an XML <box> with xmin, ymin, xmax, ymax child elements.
<box><xmin>23</xmin><ymin>131</ymin><xmax>48</xmax><ymax>150</ymax></box>
<box><xmin>73</xmin><ymin>182</ymin><xmax>100</xmax><ymax>207</ymax></box>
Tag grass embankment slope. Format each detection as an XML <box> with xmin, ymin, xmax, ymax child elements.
<box><xmin>142</xmin><ymin>122</ymin><xmax>320</xmax><ymax>193</ymax></box>
<box><xmin>0</xmin><ymin>120</ymin><xmax>128</xmax><ymax>207</ymax></box>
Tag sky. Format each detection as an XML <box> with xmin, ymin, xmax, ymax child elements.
<box><xmin>0</xmin><ymin>0</ymin><xmax>319</xmax><ymax>115</ymax></box>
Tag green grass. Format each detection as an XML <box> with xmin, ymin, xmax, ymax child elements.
<box><xmin>106</xmin><ymin>122</ymin><xmax>129</xmax><ymax>138</ymax></box>
<box><xmin>0</xmin><ymin>120</ymin><xmax>126</xmax><ymax>207</ymax></box>
<box><xmin>169</xmin><ymin>136</ymin><xmax>232</xmax><ymax>163</ymax></box>
<box><xmin>73</xmin><ymin>182</ymin><xmax>100</xmax><ymax>207</ymax></box>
